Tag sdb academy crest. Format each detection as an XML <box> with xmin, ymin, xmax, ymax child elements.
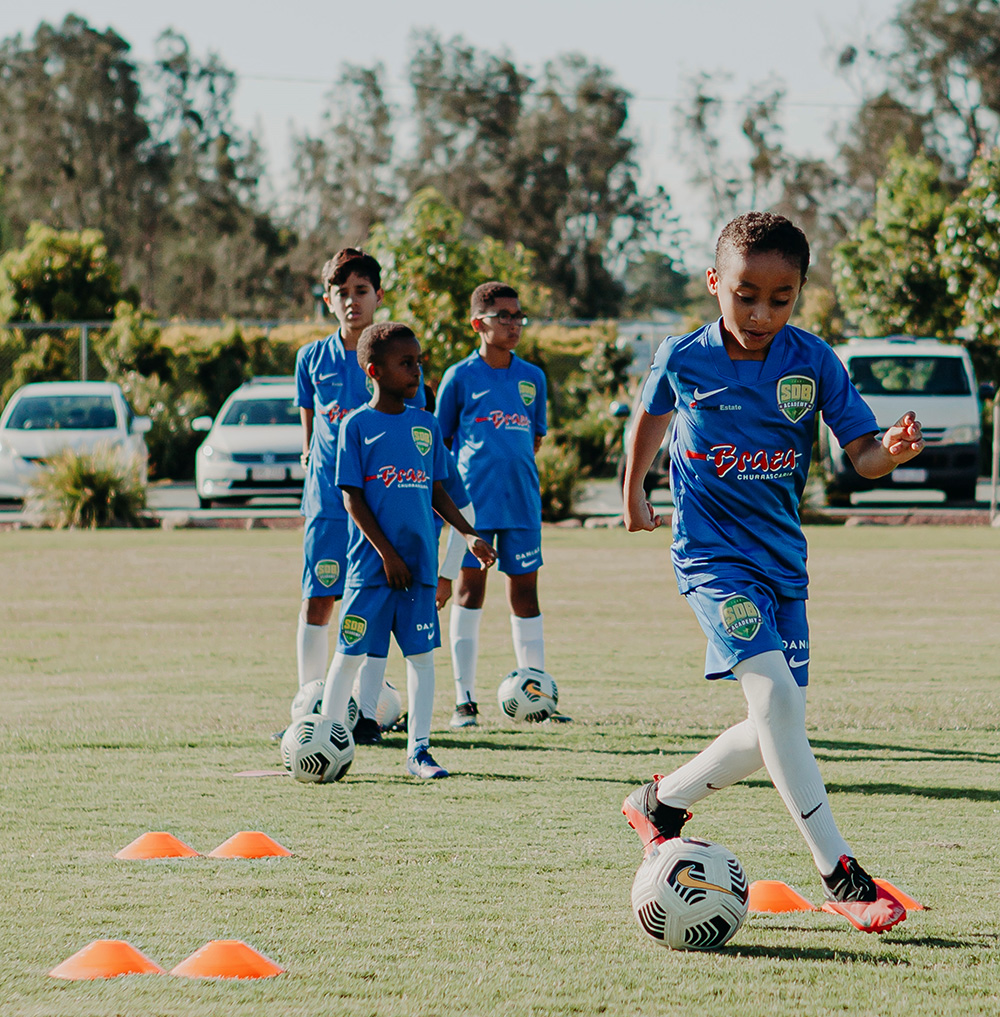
<box><xmin>518</xmin><ymin>380</ymin><xmax>536</xmax><ymax>406</ymax></box>
<box><xmin>411</xmin><ymin>425</ymin><xmax>432</xmax><ymax>455</ymax></box>
<box><xmin>776</xmin><ymin>375</ymin><xmax>815</xmax><ymax>423</ymax></box>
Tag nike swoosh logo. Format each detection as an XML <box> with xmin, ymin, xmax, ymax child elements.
<box><xmin>364</xmin><ymin>432</ymin><xmax>386</xmax><ymax>445</ymax></box>
<box><xmin>706</xmin><ymin>783</ymin><xmax>723</xmax><ymax>790</ymax></box>
<box><xmin>692</xmin><ymin>386</ymin><xmax>729</xmax><ymax>401</ymax></box>
<box><xmin>318</xmin><ymin>373</ymin><xmax>338</xmax><ymax>381</ymax></box>
<box><xmin>801</xmin><ymin>803</ymin><xmax>823</xmax><ymax>820</ymax></box>
<box><xmin>471</xmin><ymin>389</ymin><xmax>490</xmax><ymax>399</ymax></box>
<box><xmin>788</xmin><ymin>657</ymin><xmax>810</xmax><ymax>668</ymax></box>
<box><xmin>675</xmin><ymin>865</ymin><xmax>738</xmax><ymax>897</ymax></box>
<box><xmin>519</xmin><ymin>558</ymin><xmax>538</xmax><ymax>568</ymax></box>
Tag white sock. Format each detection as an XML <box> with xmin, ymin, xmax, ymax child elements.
<box><xmin>449</xmin><ymin>605</ymin><xmax>482</xmax><ymax>705</ymax></box>
<box><xmin>655</xmin><ymin>718</ymin><xmax>764</xmax><ymax>808</ymax></box>
<box><xmin>357</xmin><ymin>655</ymin><xmax>387</xmax><ymax>719</ymax></box>
<box><xmin>405</xmin><ymin>650</ymin><xmax>436</xmax><ymax>757</ymax></box>
<box><xmin>296</xmin><ymin>615</ymin><xmax>329</xmax><ymax>687</ymax></box>
<box><xmin>319</xmin><ymin>652</ymin><xmax>366</xmax><ymax>725</ymax></box>
<box><xmin>733</xmin><ymin>651</ymin><xmax>850</xmax><ymax>874</ymax></box>
<box><xmin>510</xmin><ymin>613</ymin><xmax>544</xmax><ymax>670</ymax></box>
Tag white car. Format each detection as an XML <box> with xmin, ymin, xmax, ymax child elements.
<box><xmin>192</xmin><ymin>378</ymin><xmax>304</xmax><ymax>509</ymax></box>
<box><xmin>0</xmin><ymin>381</ymin><xmax>151</xmax><ymax>501</ymax></box>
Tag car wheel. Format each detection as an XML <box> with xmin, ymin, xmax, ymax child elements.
<box><xmin>198</xmin><ymin>496</ymin><xmax>213</xmax><ymax>509</ymax></box>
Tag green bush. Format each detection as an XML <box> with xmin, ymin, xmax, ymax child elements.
<box><xmin>24</xmin><ymin>443</ymin><xmax>147</xmax><ymax>529</ymax></box>
<box><xmin>536</xmin><ymin>440</ymin><xmax>584</xmax><ymax>522</ymax></box>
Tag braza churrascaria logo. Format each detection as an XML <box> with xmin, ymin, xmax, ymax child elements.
<box><xmin>776</xmin><ymin>375</ymin><xmax>816</xmax><ymax>423</ymax></box>
<box><xmin>411</xmin><ymin>425</ymin><xmax>432</xmax><ymax>455</ymax></box>
<box><xmin>720</xmin><ymin>595</ymin><xmax>762</xmax><ymax>641</ymax></box>
<box><xmin>518</xmin><ymin>380</ymin><xmax>536</xmax><ymax>406</ymax></box>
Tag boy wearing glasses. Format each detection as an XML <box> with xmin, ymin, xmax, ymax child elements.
<box><xmin>435</xmin><ymin>282</ymin><xmax>548</xmax><ymax>727</ymax></box>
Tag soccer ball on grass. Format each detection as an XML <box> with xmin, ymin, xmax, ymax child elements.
<box><xmin>350</xmin><ymin>677</ymin><xmax>403</xmax><ymax>730</ymax></box>
<box><xmin>630</xmin><ymin>837</ymin><xmax>749</xmax><ymax>950</ymax></box>
<box><xmin>280</xmin><ymin>715</ymin><xmax>354</xmax><ymax>783</ymax></box>
<box><xmin>496</xmin><ymin>667</ymin><xmax>558</xmax><ymax>722</ymax></box>
<box><xmin>290</xmin><ymin>679</ymin><xmax>358</xmax><ymax>729</ymax></box>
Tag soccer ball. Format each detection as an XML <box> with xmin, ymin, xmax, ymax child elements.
<box><xmin>280</xmin><ymin>715</ymin><xmax>354</xmax><ymax>783</ymax></box>
<box><xmin>349</xmin><ymin>678</ymin><xmax>403</xmax><ymax>731</ymax></box>
<box><xmin>290</xmin><ymin>679</ymin><xmax>358</xmax><ymax>729</ymax></box>
<box><xmin>630</xmin><ymin>838</ymin><xmax>749</xmax><ymax>951</ymax></box>
<box><xmin>496</xmin><ymin>667</ymin><xmax>558</xmax><ymax>722</ymax></box>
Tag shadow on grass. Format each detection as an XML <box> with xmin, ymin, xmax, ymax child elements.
<box><xmin>812</xmin><ymin>737</ymin><xmax>1000</xmax><ymax>765</ymax></box>
<box><xmin>740</xmin><ymin>778</ymin><xmax>1000</xmax><ymax>803</ymax></box>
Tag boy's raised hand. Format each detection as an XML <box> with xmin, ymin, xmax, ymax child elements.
<box><xmin>882</xmin><ymin>411</ymin><xmax>925</xmax><ymax>462</ymax></box>
<box><xmin>468</xmin><ymin>536</ymin><xmax>497</xmax><ymax>570</ymax></box>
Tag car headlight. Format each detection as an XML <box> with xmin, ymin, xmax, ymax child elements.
<box><xmin>938</xmin><ymin>425</ymin><xmax>978</xmax><ymax>445</ymax></box>
<box><xmin>200</xmin><ymin>444</ymin><xmax>233</xmax><ymax>462</ymax></box>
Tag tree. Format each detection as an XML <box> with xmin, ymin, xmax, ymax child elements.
<box><xmin>833</xmin><ymin>142</ymin><xmax>959</xmax><ymax>336</ymax></box>
<box><xmin>937</xmin><ymin>146</ymin><xmax>1000</xmax><ymax>345</ymax></box>
<box><xmin>289</xmin><ymin>64</ymin><xmax>397</xmax><ymax>297</ymax></box>
<box><xmin>368</xmin><ymin>189</ymin><xmax>544</xmax><ymax>382</ymax></box>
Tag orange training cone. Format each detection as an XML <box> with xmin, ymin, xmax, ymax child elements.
<box><xmin>169</xmin><ymin>940</ymin><xmax>284</xmax><ymax>979</ymax></box>
<box><xmin>749</xmin><ymin>880</ymin><xmax>818</xmax><ymax>913</ymax></box>
<box><xmin>208</xmin><ymin>831</ymin><xmax>292</xmax><ymax>859</ymax></box>
<box><xmin>49</xmin><ymin>940</ymin><xmax>165</xmax><ymax>979</ymax></box>
<box><xmin>115</xmin><ymin>832</ymin><xmax>200</xmax><ymax>859</ymax></box>
<box><xmin>874</xmin><ymin>878</ymin><xmax>927</xmax><ymax>910</ymax></box>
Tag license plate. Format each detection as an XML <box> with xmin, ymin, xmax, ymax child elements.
<box><xmin>892</xmin><ymin>468</ymin><xmax>928</xmax><ymax>483</ymax></box>
<box><xmin>251</xmin><ymin>466</ymin><xmax>285</xmax><ymax>481</ymax></box>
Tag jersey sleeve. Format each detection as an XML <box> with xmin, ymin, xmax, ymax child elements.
<box><xmin>429</xmin><ymin>416</ymin><xmax>449</xmax><ymax>483</ymax></box>
<box><xmin>435</xmin><ymin>366</ymin><xmax>459</xmax><ymax>442</ymax></box>
<box><xmin>335</xmin><ymin>412</ymin><xmax>364</xmax><ymax>489</ymax></box>
<box><xmin>641</xmin><ymin>338</ymin><xmax>678</xmax><ymax>416</ymax></box>
<box><xmin>817</xmin><ymin>345</ymin><xmax>878</xmax><ymax>447</ymax></box>
<box><xmin>295</xmin><ymin>345</ymin><xmax>315</xmax><ymax>410</ymax></box>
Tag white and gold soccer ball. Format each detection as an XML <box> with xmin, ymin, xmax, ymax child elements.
<box><xmin>496</xmin><ymin>667</ymin><xmax>558</xmax><ymax>722</ymax></box>
<box><xmin>280</xmin><ymin>715</ymin><xmax>354</xmax><ymax>784</ymax></box>
<box><xmin>349</xmin><ymin>678</ymin><xmax>403</xmax><ymax>731</ymax></box>
<box><xmin>630</xmin><ymin>837</ymin><xmax>749</xmax><ymax>951</ymax></box>
<box><xmin>290</xmin><ymin>679</ymin><xmax>358</xmax><ymax>729</ymax></box>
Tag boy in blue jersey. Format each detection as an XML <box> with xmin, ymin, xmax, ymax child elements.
<box><xmin>293</xmin><ymin>250</ymin><xmax>424</xmax><ymax>745</ymax></box>
<box><xmin>319</xmin><ymin>323</ymin><xmax>496</xmax><ymax>778</ymax></box>
<box><xmin>621</xmin><ymin>212</ymin><xmax>925</xmax><ymax>934</ymax></box>
<box><xmin>435</xmin><ymin>282</ymin><xmax>548</xmax><ymax>727</ymax></box>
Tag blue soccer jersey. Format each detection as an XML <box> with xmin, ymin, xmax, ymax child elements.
<box><xmin>295</xmin><ymin>331</ymin><xmax>424</xmax><ymax>519</ymax></box>
<box><xmin>336</xmin><ymin>405</ymin><xmax>449</xmax><ymax>589</ymax></box>
<box><xmin>435</xmin><ymin>352</ymin><xmax>547</xmax><ymax>530</ymax></box>
<box><xmin>643</xmin><ymin>319</ymin><xmax>877</xmax><ymax>598</ymax></box>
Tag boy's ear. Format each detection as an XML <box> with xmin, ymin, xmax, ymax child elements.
<box><xmin>705</xmin><ymin>266</ymin><xmax>720</xmax><ymax>296</ymax></box>
<box><xmin>470</xmin><ymin>316</ymin><xmax>484</xmax><ymax>335</ymax></box>
<box><xmin>375</xmin><ymin>287</ymin><xmax>384</xmax><ymax>308</ymax></box>
<box><xmin>365</xmin><ymin>361</ymin><xmax>379</xmax><ymax>379</ymax></box>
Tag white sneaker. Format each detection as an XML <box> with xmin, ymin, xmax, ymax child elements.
<box><xmin>406</xmin><ymin>746</ymin><xmax>449</xmax><ymax>779</ymax></box>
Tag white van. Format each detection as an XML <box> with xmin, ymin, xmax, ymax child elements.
<box><xmin>818</xmin><ymin>337</ymin><xmax>990</xmax><ymax>503</ymax></box>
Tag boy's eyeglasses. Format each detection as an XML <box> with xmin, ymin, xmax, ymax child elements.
<box><xmin>478</xmin><ymin>312</ymin><xmax>528</xmax><ymax>327</ymax></box>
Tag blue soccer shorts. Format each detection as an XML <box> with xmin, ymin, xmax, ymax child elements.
<box><xmin>684</xmin><ymin>581</ymin><xmax>810</xmax><ymax>687</ymax></box>
<box><xmin>335</xmin><ymin>583</ymin><xmax>440</xmax><ymax>657</ymax></box>
<box><xmin>462</xmin><ymin>527</ymin><xmax>542</xmax><ymax>575</ymax></box>
<box><xmin>301</xmin><ymin>515</ymin><xmax>347</xmax><ymax>599</ymax></box>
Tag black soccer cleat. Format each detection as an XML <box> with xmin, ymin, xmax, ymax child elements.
<box><xmin>622</xmin><ymin>777</ymin><xmax>691</xmax><ymax>856</ymax></box>
<box><xmin>820</xmin><ymin>855</ymin><xmax>907</xmax><ymax>933</ymax></box>
<box><xmin>352</xmin><ymin>715</ymin><xmax>383</xmax><ymax>745</ymax></box>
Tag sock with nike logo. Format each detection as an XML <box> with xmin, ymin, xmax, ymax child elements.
<box><xmin>733</xmin><ymin>651</ymin><xmax>850</xmax><ymax>874</ymax></box>
<box><xmin>510</xmin><ymin>613</ymin><xmax>544</xmax><ymax>670</ymax></box>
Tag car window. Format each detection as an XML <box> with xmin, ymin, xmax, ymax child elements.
<box><xmin>6</xmin><ymin>394</ymin><xmax>119</xmax><ymax>430</ymax></box>
<box><xmin>220</xmin><ymin>397</ymin><xmax>299</xmax><ymax>426</ymax></box>
<box><xmin>847</xmin><ymin>356</ymin><xmax>970</xmax><ymax>396</ymax></box>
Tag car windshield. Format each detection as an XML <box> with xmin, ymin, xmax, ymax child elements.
<box><xmin>6</xmin><ymin>394</ymin><xmax>118</xmax><ymax>430</ymax></box>
<box><xmin>220</xmin><ymin>397</ymin><xmax>299</xmax><ymax>426</ymax></box>
<box><xmin>848</xmin><ymin>356</ymin><xmax>970</xmax><ymax>396</ymax></box>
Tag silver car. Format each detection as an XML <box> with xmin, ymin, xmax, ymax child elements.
<box><xmin>0</xmin><ymin>381</ymin><xmax>151</xmax><ymax>500</ymax></box>
<box><xmin>192</xmin><ymin>378</ymin><xmax>304</xmax><ymax>509</ymax></box>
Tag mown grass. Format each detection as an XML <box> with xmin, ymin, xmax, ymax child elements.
<box><xmin>0</xmin><ymin>525</ymin><xmax>998</xmax><ymax>1017</ymax></box>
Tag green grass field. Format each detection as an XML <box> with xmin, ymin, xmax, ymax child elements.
<box><xmin>1</xmin><ymin>525</ymin><xmax>998</xmax><ymax>1017</ymax></box>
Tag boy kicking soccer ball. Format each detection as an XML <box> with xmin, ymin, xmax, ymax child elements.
<box><xmin>621</xmin><ymin>212</ymin><xmax>924</xmax><ymax>934</ymax></box>
<box><xmin>319</xmin><ymin>323</ymin><xmax>496</xmax><ymax>778</ymax></box>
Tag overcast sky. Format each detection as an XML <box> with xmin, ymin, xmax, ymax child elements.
<box><xmin>1</xmin><ymin>1</ymin><xmax>905</xmax><ymax>254</ymax></box>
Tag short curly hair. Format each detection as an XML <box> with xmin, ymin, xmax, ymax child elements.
<box><xmin>470</xmin><ymin>281</ymin><xmax>519</xmax><ymax>318</ymax></box>
<box><xmin>715</xmin><ymin>212</ymin><xmax>810</xmax><ymax>281</ymax></box>
<box><xmin>356</xmin><ymin>322</ymin><xmax>417</xmax><ymax>371</ymax></box>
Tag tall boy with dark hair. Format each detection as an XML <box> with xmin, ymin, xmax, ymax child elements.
<box><xmin>435</xmin><ymin>282</ymin><xmax>548</xmax><ymax>727</ymax></box>
<box><xmin>621</xmin><ymin>211</ymin><xmax>925</xmax><ymax>933</ymax></box>
<box><xmin>293</xmin><ymin>249</ymin><xmax>423</xmax><ymax>744</ymax></box>
<box><xmin>319</xmin><ymin>323</ymin><xmax>496</xmax><ymax>778</ymax></box>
